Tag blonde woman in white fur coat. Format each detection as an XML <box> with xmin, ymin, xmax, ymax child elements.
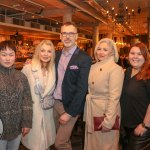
<box><xmin>21</xmin><ymin>40</ymin><xmax>56</xmax><ymax>150</ymax></box>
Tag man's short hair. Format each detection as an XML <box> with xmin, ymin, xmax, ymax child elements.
<box><xmin>61</xmin><ymin>22</ymin><xmax>77</xmax><ymax>31</ymax></box>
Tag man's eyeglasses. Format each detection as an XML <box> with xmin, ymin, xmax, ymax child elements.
<box><xmin>61</xmin><ymin>32</ymin><xmax>77</xmax><ymax>37</ymax></box>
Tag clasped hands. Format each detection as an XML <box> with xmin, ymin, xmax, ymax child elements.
<box><xmin>98</xmin><ymin>123</ymin><xmax>111</xmax><ymax>132</ymax></box>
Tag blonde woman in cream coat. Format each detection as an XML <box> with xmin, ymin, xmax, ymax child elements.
<box><xmin>21</xmin><ymin>40</ymin><xmax>56</xmax><ymax>150</ymax></box>
<box><xmin>84</xmin><ymin>38</ymin><xmax>124</xmax><ymax>150</ymax></box>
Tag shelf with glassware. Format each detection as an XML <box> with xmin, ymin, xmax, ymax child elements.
<box><xmin>15</xmin><ymin>43</ymin><xmax>35</xmax><ymax>69</ymax></box>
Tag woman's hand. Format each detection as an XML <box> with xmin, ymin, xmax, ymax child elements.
<box><xmin>101</xmin><ymin>125</ymin><xmax>111</xmax><ymax>132</ymax></box>
<box><xmin>22</xmin><ymin>128</ymin><xmax>31</xmax><ymax>137</ymax></box>
<box><xmin>98</xmin><ymin>123</ymin><xmax>111</xmax><ymax>132</ymax></box>
<box><xmin>134</xmin><ymin>124</ymin><xmax>147</xmax><ymax>136</ymax></box>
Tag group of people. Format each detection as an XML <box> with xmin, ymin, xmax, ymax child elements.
<box><xmin>0</xmin><ymin>21</ymin><xmax>150</xmax><ymax>150</ymax></box>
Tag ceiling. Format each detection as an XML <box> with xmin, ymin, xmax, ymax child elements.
<box><xmin>0</xmin><ymin>0</ymin><xmax>150</xmax><ymax>40</ymax></box>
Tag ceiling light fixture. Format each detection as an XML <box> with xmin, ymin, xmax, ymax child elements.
<box><xmin>112</xmin><ymin>0</ymin><xmax>131</xmax><ymax>24</ymax></box>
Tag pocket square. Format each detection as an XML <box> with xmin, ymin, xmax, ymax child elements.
<box><xmin>69</xmin><ymin>65</ymin><xmax>79</xmax><ymax>70</ymax></box>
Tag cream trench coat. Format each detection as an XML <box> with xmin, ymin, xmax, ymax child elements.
<box><xmin>84</xmin><ymin>57</ymin><xmax>124</xmax><ymax>150</ymax></box>
<box><xmin>21</xmin><ymin>62</ymin><xmax>56</xmax><ymax>150</ymax></box>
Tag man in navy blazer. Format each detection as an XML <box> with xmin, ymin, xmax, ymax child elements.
<box><xmin>53</xmin><ymin>22</ymin><xmax>92</xmax><ymax>150</ymax></box>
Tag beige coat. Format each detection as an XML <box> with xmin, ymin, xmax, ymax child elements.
<box><xmin>84</xmin><ymin>57</ymin><xmax>124</xmax><ymax>150</ymax></box>
<box><xmin>21</xmin><ymin>62</ymin><xmax>56</xmax><ymax>150</ymax></box>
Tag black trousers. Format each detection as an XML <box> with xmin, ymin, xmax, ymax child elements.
<box><xmin>120</xmin><ymin>126</ymin><xmax>150</xmax><ymax>150</ymax></box>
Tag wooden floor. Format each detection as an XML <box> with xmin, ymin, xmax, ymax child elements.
<box><xmin>19</xmin><ymin>136</ymin><xmax>122</xmax><ymax>150</ymax></box>
<box><xmin>19</xmin><ymin>120</ymin><xmax>122</xmax><ymax>150</ymax></box>
<box><xmin>19</xmin><ymin>124</ymin><xmax>83</xmax><ymax>150</ymax></box>
<box><xmin>19</xmin><ymin>134</ymin><xmax>83</xmax><ymax>150</ymax></box>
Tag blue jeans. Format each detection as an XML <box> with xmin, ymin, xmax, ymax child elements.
<box><xmin>0</xmin><ymin>134</ymin><xmax>21</xmax><ymax>150</ymax></box>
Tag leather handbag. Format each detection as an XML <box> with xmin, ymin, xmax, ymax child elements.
<box><xmin>93</xmin><ymin>115</ymin><xmax>120</xmax><ymax>131</ymax></box>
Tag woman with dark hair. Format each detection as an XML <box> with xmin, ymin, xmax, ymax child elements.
<box><xmin>121</xmin><ymin>42</ymin><xmax>150</xmax><ymax>150</ymax></box>
<box><xmin>0</xmin><ymin>40</ymin><xmax>33</xmax><ymax>150</ymax></box>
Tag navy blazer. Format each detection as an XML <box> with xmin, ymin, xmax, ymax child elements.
<box><xmin>55</xmin><ymin>47</ymin><xmax>92</xmax><ymax>117</ymax></box>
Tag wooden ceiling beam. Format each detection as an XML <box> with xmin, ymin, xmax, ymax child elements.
<box><xmin>76</xmin><ymin>22</ymin><xmax>100</xmax><ymax>27</ymax></box>
<box><xmin>42</xmin><ymin>8</ymin><xmax>74</xmax><ymax>17</ymax></box>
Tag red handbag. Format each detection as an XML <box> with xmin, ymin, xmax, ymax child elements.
<box><xmin>93</xmin><ymin>115</ymin><xmax>120</xmax><ymax>131</ymax></box>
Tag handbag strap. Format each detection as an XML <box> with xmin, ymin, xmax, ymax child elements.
<box><xmin>32</xmin><ymin>70</ymin><xmax>43</xmax><ymax>99</ymax></box>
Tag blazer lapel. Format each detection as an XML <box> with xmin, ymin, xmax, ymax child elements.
<box><xmin>66</xmin><ymin>47</ymin><xmax>80</xmax><ymax>69</ymax></box>
<box><xmin>55</xmin><ymin>47</ymin><xmax>80</xmax><ymax>81</ymax></box>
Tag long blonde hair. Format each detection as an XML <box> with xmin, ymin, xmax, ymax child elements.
<box><xmin>32</xmin><ymin>40</ymin><xmax>55</xmax><ymax>71</ymax></box>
